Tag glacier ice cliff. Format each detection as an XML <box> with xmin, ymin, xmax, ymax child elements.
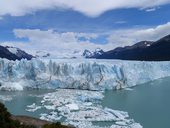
<box><xmin>0</xmin><ymin>58</ymin><xmax>170</xmax><ymax>91</ymax></box>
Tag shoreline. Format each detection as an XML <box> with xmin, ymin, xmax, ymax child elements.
<box><xmin>11</xmin><ymin>115</ymin><xmax>52</xmax><ymax>128</ymax></box>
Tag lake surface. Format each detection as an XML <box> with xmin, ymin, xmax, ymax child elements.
<box><xmin>1</xmin><ymin>77</ymin><xmax>170</xmax><ymax>128</ymax></box>
<box><xmin>0</xmin><ymin>90</ymin><xmax>55</xmax><ymax>118</ymax></box>
<box><xmin>102</xmin><ymin>77</ymin><xmax>170</xmax><ymax>128</ymax></box>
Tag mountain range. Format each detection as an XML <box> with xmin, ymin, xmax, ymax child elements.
<box><xmin>83</xmin><ymin>48</ymin><xmax>104</xmax><ymax>58</ymax></box>
<box><xmin>92</xmin><ymin>34</ymin><xmax>170</xmax><ymax>61</ymax></box>
<box><xmin>1</xmin><ymin>34</ymin><xmax>170</xmax><ymax>61</ymax></box>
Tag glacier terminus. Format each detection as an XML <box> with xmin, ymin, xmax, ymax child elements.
<box><xmin>0</xmin><ymin>58</ymin><xmax>170</xmax><ymax>91</ymax></box>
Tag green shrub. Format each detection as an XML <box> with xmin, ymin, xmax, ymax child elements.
<box><xmin>0</xmin><ymin>102</ymin><xmax>35</xmax><ymax>128</ymax></box>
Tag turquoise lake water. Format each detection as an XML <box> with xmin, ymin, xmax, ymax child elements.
<box><xmin>102</xmin><ymin>77</ymin><xmax>170</xmax><ymax>128</ymax></box>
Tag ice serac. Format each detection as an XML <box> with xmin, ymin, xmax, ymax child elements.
<box><xmin>0</xmin><ymin>58</ymin><xmax>170</xmax><ymax>91</ymax></box>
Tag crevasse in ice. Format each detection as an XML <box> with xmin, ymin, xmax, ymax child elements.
<box><xmin>0</xmin><ymin>58</ymin><xmax>170</xmax><ymax>91</ymax></box>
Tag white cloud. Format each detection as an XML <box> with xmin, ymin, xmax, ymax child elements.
<box><xmin>0</xmin><ymin>0</ymin><xmax>170</xmax><ymax>17</ymax></box>
<box><xmin>11</xmin><ymin>29</ymin><xmax>105</xmax><ymax>57</ymax></box>
<box><xmin>107</xmin><ymin>22</ymin><xmax>170</xmax><ymax>48</ymax></box>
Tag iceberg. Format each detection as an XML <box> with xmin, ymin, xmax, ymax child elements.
<box><xmin>0</xmin><ymin>58</ymin><xmax>170</xmax><ymax>91</ymax></box>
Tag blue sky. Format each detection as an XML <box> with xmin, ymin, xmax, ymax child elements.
<box><xmin>0</xmin><ymin>1</ymin><xmax>170</xmax><ymax>56</ymax></box>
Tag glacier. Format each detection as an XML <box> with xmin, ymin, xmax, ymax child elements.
<box><xmin>0</xmin><ymin>58</ymin><xmax>170</xmax><ymax>91</ymax></box>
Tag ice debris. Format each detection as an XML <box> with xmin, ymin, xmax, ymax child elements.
<box><xmin>24</xmin><ymin>89</ymin><xmax>142</xmax><ymax>128</ymax></box>
<box><xmin>26</xmin><ymin>103</ymin><xmax>42</xmax><ymax>112</ymax></box>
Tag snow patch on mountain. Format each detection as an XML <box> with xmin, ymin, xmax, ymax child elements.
<box><xmin>4</xmin><ymin>46</ymin><xmax>33</xmax><ymax>60</ymax></box>
<box><xmin>7</xmin><ymin>47</ymin><xmax>18</xmax><ymax>54</ymax></box>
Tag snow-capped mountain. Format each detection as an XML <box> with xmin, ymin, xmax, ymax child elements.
<box><xmin>93</xmin><ymin>48</ymin><xmax>105</xmax><ymax>56</ymax></box>
<box><xmin>82</xmin><ymin>49</ymin><xmax>92</xmax><ymax>58</ymax></box>
<box><xmin>6</xmin><ymin>46</ymin><xmax>33</xmax><ymax>60</ymax></box>
<box><xmin>44</xmin><ymin>48</ymin><xmax>104</xmax><ymax>59</ymax></box>
<box><xmin>82</xmin><ymin>48</ymin><xmax>104</xmax><ymax>58</ymax></box>
<box><xmin>0</xmin><ymin>45</ymin><xmax>33</xmax><ymax>61</ymax></box>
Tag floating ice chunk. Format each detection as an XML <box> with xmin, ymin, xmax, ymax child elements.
<box><xmin>27</xmin><ymin>103</ymin><xmax>36</xmax><ymax>108</ymax></box>
<box><xmin>124</xmin><ymin>88</ymin><xmax>134</xmax><ymax>91</ymax></box>
<box><xmin>26</xmin><ymin>103</ymin><xmax>41</xmax><ymax>112</ymax></box>
<box><xmin>41</xmin><ymin>100</ymin><xmax>45</xmax><ymax>104</ymax></box>
<box><xmin>115</xmin><ymin>121</ymin><xmax>127</xmax><ymax>126</ymax></box>
<box><xmin>44</xmin><ymin>105</ymin><xmax>56</xmax><ymax>110</ymax></box>
<box><xmin>129</xmin><ymin>123</ymin><xmax>143</xmax><ymax>128</ymax></box>
<box><xmin>83</xmin><ymin>102</ymin><xmax>93</xmax><ymax>106</ymax></box>
<box><xmin>40</xmin><ymin>113</ymin><xmax>48</xmax><ymax>121</ymax></box>
<box><xmin>104</xmin><ymin>108</ymin><xmax>129</xmax><ymax>121</ymax></box>
<box><xmin>110</xmin><ymin>122</ymin><xmax>143</xmax><ymax>128</ymax></box>
<box><xmin>0</xmin><ymin>82</ymin><xmax>23</xmax><ymax>91</ymax></box>
<box><xmin>66</xmin><ymin>103</ymin><xmax>79</xmax><ymax>111</ymax></box>
<box><xmin>40</xmin><ymin>112</ymin><xmax>61</xmax><ymax>122</ymax></box>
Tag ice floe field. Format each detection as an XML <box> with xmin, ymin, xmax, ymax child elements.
<box><xmin>0</xmin><ymin>89</ymin><xmax>142</xmax><ymax>128</ymax></box>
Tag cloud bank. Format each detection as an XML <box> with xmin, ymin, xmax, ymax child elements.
<box><xmin>12</xmin><ymin>29</ymin><xmax>104</xmax><ymax>57</ymax></box>
<box><xmin>0</xmin><ymin>0</ymin><xmax>170</xmax><ymax>17</ymax></box>
<box><xmin>1</xmin><ymin>22</ymin><xmax>170</xmax><ymax>57</ymax></box>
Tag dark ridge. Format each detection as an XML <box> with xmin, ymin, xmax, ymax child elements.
<box><xmin>94</xmin><ymin>34</ymin><xmax>170</xmax><ymax>61</ymax></box>
<box><xmin>0</xmin><ymin>45</ymin><xmax>33</xmax><ymax>61</ymax></box>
